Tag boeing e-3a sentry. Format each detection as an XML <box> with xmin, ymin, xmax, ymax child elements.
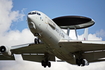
<box><xmin>0</xmin><ymin>11</ymin><xmax>105</xmax><ymax>68</ymax></box>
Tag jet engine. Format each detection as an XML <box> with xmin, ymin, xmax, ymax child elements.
<box><xmin>0</xmin><ymin>46</ymin><xmax>12</xmax><ymax>56</ymax></box>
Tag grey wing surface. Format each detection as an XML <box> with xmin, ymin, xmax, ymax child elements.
<box><xmin>59</xmin><ymin>40</ymin><xmax>105</xmax><ymax>63</ymax></box>
<box><xmin>11</xmin><ymin>43</ymin><xmax>47</xmax><ymax>53</ymax></box>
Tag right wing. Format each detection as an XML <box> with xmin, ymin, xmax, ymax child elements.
<box><xmin>11</xmin><ymin>43</ymin><xmax>47</xmax><ymax>53</ymax></box>
<box><xmin>0</xmin><ymin>53</ymin><xmax>15</xmax><ymax>60</ymax></box>
<box><xmin>0</xmin><ymin>43</ymin><xmax>55</xmax><ymax>62</ymax></box>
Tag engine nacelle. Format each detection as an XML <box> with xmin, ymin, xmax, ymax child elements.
<box><xmin>0</xmin><ymin>46</ymin><xmax>12</xmax><ymax>56</ymax></box>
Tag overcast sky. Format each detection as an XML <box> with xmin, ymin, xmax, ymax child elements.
<box><xmin>0</xmin><ymin>0</ymin><xmax>105</xmax><ymax>70</ymax></box>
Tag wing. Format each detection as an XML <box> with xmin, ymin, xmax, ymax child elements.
<box><xmin>59</xmin><ymin>40</ymin><xmax>105</xmax><ymax>63</ymax></box>
<box><xmin>0</xmin><ymin>43</ymin><xmax>55</xmax><ymax>62</ymax></box>
<box><xmin>0</xmin><ymin>53</ymin><xmax>15</xmax><ymax>60</ymax></box>
<box><xmin>11</xmin><ymin>43</ymin><xmax>47</xmax><ymax>53</ymax></box>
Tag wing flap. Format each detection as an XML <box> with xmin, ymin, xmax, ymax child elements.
<box><xmin>82</xmin><ymin>51</ymin><xmax>105</xmax><ymax>63</ymax></box>
<box><xmin>89</xmin><ymin>59</ymin><xmax>105</xmax><ymax>63</ymax></box>
<box><xmin>83</xmin><ymin>51</ymin><xmax>105</xmax><ymax>62</ymax></box>
<box><xmin>22</xmin><ymin>54</ymin><xmax>55</xmax><ymax>62</ymax></box>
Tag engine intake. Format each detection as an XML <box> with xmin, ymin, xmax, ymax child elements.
<box><xmin>0</xmin><ymin>45</ymin><xmax>12</xmax><ymax>56</ymax></box>
<box><xmin>0</xmin><ymin>46</ymin><xmax>6</xmax><ymax>52</ymax></box>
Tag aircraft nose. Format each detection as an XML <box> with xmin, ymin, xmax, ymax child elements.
<box><xmin>27</xmin><ymin>15</ymin><xmax>31</xmax><ymax>19</ymax></box>
<box><xmin>27</xmin><ymin>13</ymin><xmax>35</xmax><ymax>21</ymax></box>
<box><xmin>27</xmin><ymin>15</ymin><xmax>32</xmax><ymax>22</ymax></box>
<box><xmin>27</xmin><ymin>13</ymin><xmax>35</xmax><ymax>23</ymax></box>
<box><xmin>27</xmin><ymin>11</ymin><xmax>37</xmax><ymax>20</ymax></box>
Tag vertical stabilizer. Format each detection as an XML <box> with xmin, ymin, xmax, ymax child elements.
<box><xmin>83</xmin><ymin>28</ymin><xmax>88</xmax><ymax>40</ymax></box>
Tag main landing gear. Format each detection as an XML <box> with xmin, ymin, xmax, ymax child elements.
<box><xmin>41</xmin><ymin>53</ymin><xmax>51</xmax><ymax>68</ymax></box>
<box><xmin>76</xmin><ymin>59</ymin><xmax>86</xmax><ymax>66</ymax></box>
<box><xmin>74</xmin><ymin>52</ymin><xmax>89</xmax><ymax>66</ymax></box>
<box><xmin>41</xmin><ymin>60</ymin><xmax>51</xmax><ymax>68</ymax></box>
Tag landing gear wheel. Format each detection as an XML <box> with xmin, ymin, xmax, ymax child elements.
<box><xmin>48</xmin><ymin>62</ymin><xmax>51</xmax><ymax>67</ymax></box>
<box><xmin>41</xmin><ymin>60</ymin><xmax>44</xmax><ymax>66</ymax></box>
<box><xmin>41</xmin><ymin>60</ymin><xmax>47</xmax><ymax>68</ymax></box>
<box><xmin>76</xmin><ymin>59</ymin><xmax>85</xmax><ymax>66</ymax></box>
<box><xmin>41</xmin><ymin>60</ymin><xmax>51</xmax><ymax>68</ymax></box>
<box><xmin>81</xmin><ymin>59</ymin><xmax>85</xmax><ymax>66</ymax></box>
<box><xmin>34</xmin><ymin>38</ymin><xmax>37</xmax><ymax>44</ymax></box>
<box><xmin>76</xmin><ymin>59</ymin><xmax>81</xmax><ymax>66</ymax></box>
<box><xmin>34</xmin><ymin>38</ymin><xmax>40</xmax><ymax>44</ymax></box>
<box><xmin>43</xmin><ymin>64</ymin><xmax>46</xmax><ymax>68</ymax></box>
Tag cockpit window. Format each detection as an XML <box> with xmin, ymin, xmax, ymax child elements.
<box><xmin>32</xmin><ymin>12</ymin><xmax>37</xmax><ymax>14</ymax></box>
<box><xmin>37</xmin><ymin>13</ymin><xmax>41</xmax><ymax>15</ymax></box>
<box><xmin>28</xmin><ymin>12</ymin><xmax>41</xmax><ymax>16</ymax></box>
<box><xmin>28</xmin><ymin>12</ymin><xmax>31</xmax><ymax>15</ymax></box>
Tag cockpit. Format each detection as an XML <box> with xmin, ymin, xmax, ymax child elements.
<box><xmin>28</xmin><ymin>11</ymin><xmax>41</xmax><ymax>15</ymax></box>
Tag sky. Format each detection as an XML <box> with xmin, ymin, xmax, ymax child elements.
<box><xmin>0</xmin><ymin>0</ymin><xmax>105</xmax><ymax>70</ymax></box>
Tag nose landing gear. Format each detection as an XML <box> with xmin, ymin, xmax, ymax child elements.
<box><xmin>34</xmin><ymin>33</ymin><xmax>42</xmax><ymax>44</ymax></box>
<box><xmin>34</xmin><ymin>38</ymin><xmax>40</xmax><ymax>44</ymax></box>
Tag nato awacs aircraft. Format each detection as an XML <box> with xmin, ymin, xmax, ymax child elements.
<box><xmin>0</xmin><ymin>11</ymin><xmax>105</xmax><ymax>68</ymax></box>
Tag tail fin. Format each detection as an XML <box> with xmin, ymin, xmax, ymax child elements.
<box><xmin>83</xmin><ymin>28</ymin><xmax>88</xmax><ymax>40</ymax></box>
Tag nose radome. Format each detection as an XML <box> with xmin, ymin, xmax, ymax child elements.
<box><xmin>27</xmin><ymin>15</ymin><xmax>31</xmax><ymax>19</ymax></box>
<box><xmin>27</xmin><ymin>14</ymin><xmax>35</xmax><ymax>21</ymax></box>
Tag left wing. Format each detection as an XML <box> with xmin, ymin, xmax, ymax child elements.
<box><xmin>59</xmin><ymin>40</ymin><xmax>105</xmax><ymax>63</ymax></box>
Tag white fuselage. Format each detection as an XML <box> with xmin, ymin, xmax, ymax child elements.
<box><xmin>27</xmin><ymin>11</ymin><xmax>74</xmax><ymax>64</ymax></box>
